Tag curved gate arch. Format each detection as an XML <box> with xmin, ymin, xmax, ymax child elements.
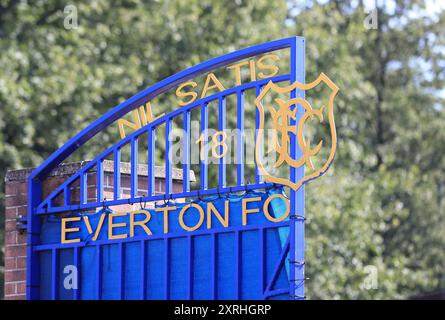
<box><xmin>27</xmin><ymin>37</ymin><xmax>306</xmax><ymax>300</ymax></box>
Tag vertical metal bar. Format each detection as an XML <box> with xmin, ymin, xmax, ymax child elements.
<box><xmin>164</xmin><ymin>238</ymin><xmax>170</xmax><ymax>300</ymax></box>
<box><xmin>200</xmin><ymin>103</ymin><xmax>208</xmax><ymax>190</ymax></box>
<box><xmin>165</xmin><ymin>119</ymin><xmax>172</xmax><ymax>195</ymax></box>
<box><xmin>147</xmin><ymin>128</ymin><xmax>155</xmax><ymax>197</ymax></box>
<box><xmin>260</xmin><ymin>227</ymin><xmax>265</xmax><ymax>293</ymax></box>
<box><xmin>255</xmin><ymin>86</ymin><xmax>263</xmax><ymax>184</ymax></box>
<box><xmin>290</xmin><ymin>37</ymin><xmax>306</xmax><ymax>300</ymax></box>
<box><xmin>188</xmin><ymin>235</ymin><xmax>193</xmax><ymax>300</ymax></box>
<box><xmin>96</xmin><ymin>245</ymin><xmax>102</xmax><ymax>300</ymax></box>
<box><xmin>97</xmin><ymin>159</ymin><xmax>104</xmax><ymax>202</ymax></box>
<box><xmin>183</xmin><ymin>111</ymin><xmax>191</xmax><ymax>192</ymax></box>
<box><xmin>140</xmin><ymin>240</ymin><xmax>146</xmax><ymax>300</ymax></box>
<box><xmin>73</xmin><ymin>247</ymin><xmax>80</xmax><ymax>300</ymax></box>
<box><xmin>118</xmin><ymin>243</ymin><xmax>125</xmax><ymax>299</ymax></box>
<box><xmin>236</xmin><ymin>90</ymin><xmax>245</xmax><ymax>186</ymax></box>
<box><xmin>80</xmin><ymin>172</ymin><xmax>87</xmax><ymax>205</ymax></box>
<box><xmin>234</xmin><ymin>231</ymin><xmax>241</xmax><ymax>299</ymax></box>
<box><xmin>64</xmin><ymin>185</ymin><xmax>70</xmax><ymax>206</ymax></box>
<box><xmin>218</xmin><ymin>97</ymin><xmax>226</xmax><ymax>188</ymax></box>
<box><xmin>27</xmin><ymin>178</ymin><xmax>42</xmax><ymax>299</ymax></box>
<box><xmin>51</xmin><ymin>249</ymin><xmax>58</xmax><ymax>300</ymax></box>
<box><xmin>131</xmin><ymin>138</ymin><xmax>138</xmax><ymax>199</ymax></box>
<box><xmin>114</xmin><ymin>148</ymin><xmax>121</xmax><ymax>200</ymax></box>
<box><xmin>211</xmin><ymin>233</ymin><xmax>217</xmax><ymax>299</ymax></box>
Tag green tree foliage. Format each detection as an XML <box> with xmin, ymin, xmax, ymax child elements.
<box><xmin>287</xmin><ymin>0</ymin><xmax>445</xmax><ymax>298</ymax></box>
<box><xmin>0</xmin><ymin>0</ymin><xmax>288</xmax><ymax>297</ymax></box>
<box><xmin>0</xmin><ymin>0</ymin><xmax>443</xmax><ymax>299</ymax></box>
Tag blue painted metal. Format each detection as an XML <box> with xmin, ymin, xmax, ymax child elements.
<box><xmin>51</xmin><ymin>249</ymin><xmax>58</xmax><ymax>299</ymax></box>
<box><xmin>27</xmin><ymin>37</ymin><xmax>305</xmax><ymax>300</ymax></box>
<box><xmin>37</xmin><ymin>183</ymin><xmax>277</xmax><ymax>215</ymax></box>
<box><xmin>97</xmin><ymin>160</ymin><xmax>104</xmax><ymax>202</ymax></box>
<box><xmin>260</xmin><ymin>227</ymin><xmax>266</xmax><ymax>293</ymax></box>
<box><xmin>200</xmin><ymin>103</ymin><xmax>209</xmax><ymax>190</ymax></box>
<box><xmin>26</xmin><ymin>178</ymin><xmax>42</xmax><ymax>299</ymax></box>
<box><xmin>218</xmin><ymin>97</ymin><xmax>226</xmax><ymax>188</ymax></box>
<box><xmin>80</xmin><ymin>173</ymin><xmax>87</xmax><ymax>205</ymax></box>
<box><xmin>187</xmin><ymin>235</ymin><xmax>193</xmax><ymax>300</ymax></box>
<box><xmin>139</xmin><ymin>240</ymin><xmax>146</xmax><ymax>300</ymax></box>
<box><xmin>165</xmin><ymin>119</ymin><xmax>172</xmax><ymax>196</ymax></box>
<box><xmin>64</xmin><ymin>186</ymin><xmax>70</xmax><ymax>206</ymax></box>
<box><xmin>118</xmin><ymin>242</ymin><xmax>125</xmax><ymax>299</ymax></box>
<box><xmin>289</xmin><ymin>37</ymin><xmax>306</xmax><ymax>300</ymax></box>
<box><xmin>73</xmin><ymin>246</ymin><xmax>80</xmax><ymax>299</ymax></box>
<box><xmin>255</xmin><ymin>85</ymin><xmax>263</xmax><ymax>185</ymax></box>
<box><xmin>210</xmin><ymin>233</ymin><xmax>217</xmax><ymax>299</ymax></box>
<box><xmin>96</xmin><ymin>245</ymin><xmax>102</xmax><ymax>300</ymax></box>
<box><xmin>234</xmin><ymin>230</ymin><xmax>241</xmax><ymax>299</ymax></box>
<box><xmin>164</xmin><ymin>239</ymin><xmax>170</xmax><ymax>300</ymax></box>
<box><xmin>236</xmin><ymin>90</ymin><xmax>245</xmax><ymax>186</ymax></box>
<box><xmin>183</xmin><ymin>112</ymin><xmax>191</xmax><ymax>193</ymax></box>
<box><xmin>131</xmin><ymin>138</ymin><xmax>138</xmax><ymax>199</ymax></box>
<box><xmin>113</xmin><ymin>148</ymin><xmax>121</xmax><ymax>200</ymax></box>
<box><xmin>264</xmin><ymin>236</ymin><xmax>290</xmax><ymax>299</ymax></box>
<box><xmin>34</xmin><ymin>221</ymin><xmax>290</xmax><ymax>252</ymax></box>
<box><xmin>147</xmin><ymin>129</ymin><xmax>155</xmax><ymax>197</ymax></box>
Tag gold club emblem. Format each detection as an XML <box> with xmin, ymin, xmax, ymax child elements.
<box><xmin>255</xmin><ymin>73</ymin><xmax>339</xmax><ymax>191</ymax></box>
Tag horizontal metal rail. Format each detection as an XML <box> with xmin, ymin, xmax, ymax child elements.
<box><xmin>33</xmin><ymin>220</ymin><xmax>290</xmax><ymax>252</ymax></box>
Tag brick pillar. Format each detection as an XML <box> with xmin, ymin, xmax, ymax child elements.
<box><xmin>3</xmin><ymin>161</ymin><xmax>193</xmax><ymax>300</ymax></box>
<box><xmin>4</xmin><ymin>179</ymin><xmax>28</xmax><ymax>299</ymax></box>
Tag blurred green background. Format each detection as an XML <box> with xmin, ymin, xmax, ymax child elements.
<box><xmin>0</xmin><ymin>0</ymin><xmax>444</xmax><ymax>299</ymax></box>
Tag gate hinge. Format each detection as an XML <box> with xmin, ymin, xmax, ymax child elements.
<box><xmin>16</xmin><ymin>215</ymin><xmax>28</xmax><ymax>234</ymax></box>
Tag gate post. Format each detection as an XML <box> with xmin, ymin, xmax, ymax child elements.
<box><xmin>27</xmin><ymin>178</ymin><xmax>41</xmax><ymax>299</ymax></box>
<box><xmin>289</xmin><ymin>36</ymin><xmax>306</xmax><ymax>300</ymax></box>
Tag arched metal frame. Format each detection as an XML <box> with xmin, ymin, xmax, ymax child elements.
<box><xmin>27</xmin><ymin>37</ymin><xmax>305</xmax><ymax>300</ymax></box>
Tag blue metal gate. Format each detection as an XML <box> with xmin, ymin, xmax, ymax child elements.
<box><xmin>27</xmin><ymin>37</ymin><xmax>306</xmax><ymax>300</ymax></box>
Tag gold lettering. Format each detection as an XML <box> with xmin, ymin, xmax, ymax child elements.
<box><xmin>61</xmin><ymin>217</ymin><xmax>81</xmax><ymax>244</ymax></box>
<box><xmin>82</xmin><ymin>215</ymin><xmax>93</xmax><ymax>235</ymax></box>
<box><xmin>130</xmin><ymin>210</ymin><xmax>152</xmax><ymax>237</ymax></box>
<box><xmin>242</xmin><ymin>197</ymin><xmax>261</xmax><ymax>225</ymax></box>
<box><xmin>139</xmin><ymin>105</ymin><xmax>147</xmax><ymax>126</ymax></box>
<box><xmin>108</xmin><ymin>212</ymin><xmax>128</xmax><ymax>240</ymax></box>
<box><xmin>59</xmin><ymin>193</ymin><xmax>294</xmax><ymax>244</ymax></box>
<box><xmin>155</xmin><ymin>206</ymin><xmax>177</xmax><ymax>234</ymax></box>
<box><xmin>257</xmin><ymin>54</ymin><xmax>280</xmax><ymax>79</ymax></box>
<box><xmin>92</xmin><ymin>213</ymin><xmax>106</xmax><ymax>241</ymax></box>
<box><xmin>117</xmin><ymin>102</ymin><xmax>164</xmax><ymax>139</ymax></box>
<box><xmin>249</xmin><ymin>59</ymin><xmax>256</xmax><ymax>82</ymax></box>
<box><xmin>179</xmin><ymin>203</ymin><xmax>204</xmax><ymax>232</ymax></box>
<box><xmin>87</xmin><ymin>213</ymin><xmax>106</xmax><ymax>241</ymax></box>
<box><xmin>207</xmin><ymin>201</ymin><xmax>229</xmax><ymax>228</ymax></box>
<box><xmin>144</xmin><ymin>102</ymin><xmax>164</xmax><ymax>123</ymax></box>
<box><xmin>263</xmin><ymin>193</ymin><xmax>290</xmax><ymax>222</ymax></box>
<box><xmin>176</xmin><ymin>81</ymin><xmax>198</xmax><ymax>106</ymax></box>
<box><xmin>117</xmin><ymin>110</ymin><xmax>142</xmax><ymax>139</ymax></box>
<box><xmin>227</xmin><ymin>60</ymin><xmax>249</xmax><ymax>86</ymax></box>
<box><xmin>201</xmin><ymin>73</ymin><xmax>225</xmax><ymax>98</ymax></box>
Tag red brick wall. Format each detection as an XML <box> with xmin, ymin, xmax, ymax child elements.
<box><xmin>4</xmin><ymin>178</ymin><xmax>28</xmax><ymax>299</ymax></box>
<box><xmin>3</xmin><ymin>161</ymin><xmax>191</xmax><ymax>300</ymax></box>
<box><xmin>4</xmin><ymin>174</ymin><xmax>81</xmax><ymax>299</ymax></box>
